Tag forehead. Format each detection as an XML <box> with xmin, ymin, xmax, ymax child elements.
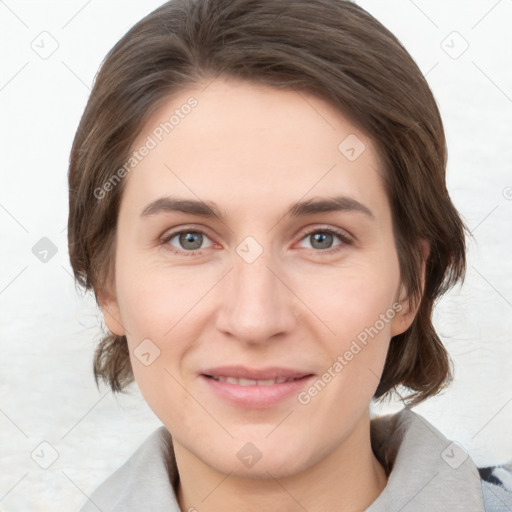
<box><xmin>122</xmin><ymin>77</ymin><xmax>386</xmax><ymax>219</ymax></box>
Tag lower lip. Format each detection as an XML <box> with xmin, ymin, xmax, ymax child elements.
<box><xmin>200</xmin><ymin>374</ymin><xmax>315</xmax><ymax>409</ymax></box>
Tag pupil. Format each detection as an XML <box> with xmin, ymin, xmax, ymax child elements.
<box><xmin>311</xmin><ymin>232</ymin><xmax>333</xmax><ymax>249</ymax></box>
<box><xmin>180</xmin><ymin>232</ymin><xmax>203</xmax><ymax>250</ymax></box>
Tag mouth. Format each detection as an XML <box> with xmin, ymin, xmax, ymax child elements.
<box><xmin>203</xmin><ymin>375</ymin><xmax>305</xmax><ymax>386</ymax></box>
<box><xmin>200</xmin><ymin>366</ymin><xmax>315</xmax><ymax>408</ymax></box>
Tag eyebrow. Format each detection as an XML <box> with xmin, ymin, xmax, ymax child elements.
<box><xmin>140</xmin><ymin>195</ymin><xmax>374</xmax><ymax>220</ymax></box>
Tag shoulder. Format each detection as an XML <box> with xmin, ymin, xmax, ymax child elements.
<box><xmin>79</xmin><ymin>426</ymin><xmax>179</xmax><ymax>512</ymax></box>
<box><xmin>479</xmin><ymin>462</ymin><xmax>512</xmax><ymax>511</ymax></box>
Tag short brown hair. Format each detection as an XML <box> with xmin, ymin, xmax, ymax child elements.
<box><xmin>68</xmin><ymin>0</ymin><xmax>467</xmax><ymax>407</ymax></box>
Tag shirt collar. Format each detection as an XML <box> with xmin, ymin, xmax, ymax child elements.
<box><xmin>81</xmin><ymin>408</ymin><xmax>485</xmax><ymax>511</ymax></box>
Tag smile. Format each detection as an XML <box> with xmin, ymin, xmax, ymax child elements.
<box><xmin>206</xmin><ymin>376</ymin><xmax>301</xmax><ymax>386</ymax></box>
<box><xmin>200</xmin><ymin>372</ymin><xmax>314</xmax><ymax>408</ymax></box>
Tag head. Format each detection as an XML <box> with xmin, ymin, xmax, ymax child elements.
<box><xmin>68</xmin><ymin>0</ymin><xmax>466</xmax><ymax>477</ymax></box>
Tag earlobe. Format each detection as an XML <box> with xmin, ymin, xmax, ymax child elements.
<box><xmin>97</xmin><ymin>289</ymin><xmax>126</xmax><ymax>337</ymax></box>
<box><xmin>390</xmin><ymin>240</ymin><xmax>430</xmax><ymax>337</ymax></box>
<box><xmin>102</xmin><ymin>303</ymin><xmax>126</xmax><ymax>336</ymax></box>
<box><xmin>390</xmin><ymin>286</ymin><xmax>414</xmax><ymax>337</ymax></box>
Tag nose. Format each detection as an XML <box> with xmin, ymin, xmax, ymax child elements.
<box><xmin>214</xmin><ymin>246</ymin><xmax>297</xmax><ymax>346</ymax></box>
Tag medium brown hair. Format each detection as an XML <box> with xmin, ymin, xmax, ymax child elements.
<box><xmin>68</xmin><ymin>0</ymin><xmax>467</xmax><ymax>407</ymax></box>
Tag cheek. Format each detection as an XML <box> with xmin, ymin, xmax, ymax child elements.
<box><xmin>297</xmin><ymin>259</ymin><xmax>400</xmax><ymax>340</ymax></box>
<box><xmin>114</xmin><ymin>262</ymin><xmax>207</xmax><ymax>425</ymax></box>
<box><xmin>291</xmin><ymin>258</ymin><xmax>400</xmax><ymax>402</ymax></box>
<box><xmin>115</xmin><ymin>252</ymin><xmax>208</xmax><ymax>336</ymax></box>
<box><xmin>112</xmin><ymin>265</ymin><xmax>197</xmax><ymax>402</ymax></box>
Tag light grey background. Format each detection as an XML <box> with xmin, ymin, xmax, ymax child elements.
<box><xmin>1</xmin><ymin>1</ymin><xmax>511</xmax><ymax>510</ymax></box>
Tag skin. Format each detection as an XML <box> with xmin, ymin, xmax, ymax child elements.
<box><xmin>100</xmin><ymin>76</ymin><xmax>422</xmax><ymax>512</ymax></box>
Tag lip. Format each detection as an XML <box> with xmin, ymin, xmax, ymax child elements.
<box><xmin>200</xmin><ymin>366</ymin><xmax>315</xmax><ymax>409</ymax></box>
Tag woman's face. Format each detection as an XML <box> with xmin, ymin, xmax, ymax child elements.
<box><xmin>101</xmin><ymin>77</ymin><xmax>414</xmax><ymax>477</ymax></box>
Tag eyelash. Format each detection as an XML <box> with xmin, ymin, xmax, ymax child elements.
<box><xmin>160</xmin><ymin>226</ymin><xmax>353</xmax><ymax>257</ymax></box>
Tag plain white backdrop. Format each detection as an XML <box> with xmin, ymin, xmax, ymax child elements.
<box><xmin>1</xmin><ymin>1</ymin><xmax>511</xmax><ymax>510</ymax></box>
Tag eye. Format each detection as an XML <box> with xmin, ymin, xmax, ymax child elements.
<box><xmin>160</xmin><ymin>226</ymin><xmax>352</xmax><ymax>256</ymax></box>
<box><xmin>297</xmin><ymin>227</ymin><xmax>352</xmax><ymax>253</ymax></box>
<box><xmin>162</xmin><ymin>229</ymin><xmax>213</xmax><ymax>254</ymax></box>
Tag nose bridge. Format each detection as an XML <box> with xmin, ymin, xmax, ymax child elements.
<box><xmin>215</xmin><ymin>242</ymin><xmax>296</xmax><ymax>343</ymax></box>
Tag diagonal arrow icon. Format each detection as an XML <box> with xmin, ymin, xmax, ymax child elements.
<box><xmin>134</xmin><ymin>339</ymin><xmax>161</xmax><ymax>366</ymax></box>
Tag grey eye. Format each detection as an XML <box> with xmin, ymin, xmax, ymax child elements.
<box><xmin>298</xmin><ymin>230</ymin><xmax>345</xmax><ymax>251</ymax></box>
<box><xmin>168</xmin><ymin>231</ymin><xmax>210</xmax><ymax>251</ymax></box>
<box><xmin>309</xmin><ymin>232</ymin><xmax>334</xmax><ymax>250</ymax></box>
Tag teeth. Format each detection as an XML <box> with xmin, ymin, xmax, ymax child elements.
<box><xmin>237</xmin><ymin>378</ymin><xmax>257</xmax><ymax>386</ymax></box>
<box><xmin>210</xmin><ymin>376</ymin><xmax>296</xmax><ymax>386</ymax></box>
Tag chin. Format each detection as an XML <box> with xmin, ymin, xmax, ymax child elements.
<box><xmin>199</xmin><ymin>437</ymin><xmax>316</xmax><ymax>479</ymax></box>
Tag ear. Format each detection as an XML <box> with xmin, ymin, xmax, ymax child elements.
<box><xmin>97</xmin><ymin>281</ymin><xmax>126</xmax><ymax>337</ymax></box>
<box><xmin>390</xmin><ymin>240</ymin><xmax>430</xmax><ymax>337</ymax></box>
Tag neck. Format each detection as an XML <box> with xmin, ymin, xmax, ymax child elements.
<box><xmin>173</xmin><ymin>412</ymin><xmax>388</xmax><ymax>512</ymax></box>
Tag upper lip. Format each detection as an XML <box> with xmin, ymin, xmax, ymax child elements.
<box><xmin>201</xmin><ymin>366</ymin><xmax>313</xmax><ymax>380</ymax></box>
